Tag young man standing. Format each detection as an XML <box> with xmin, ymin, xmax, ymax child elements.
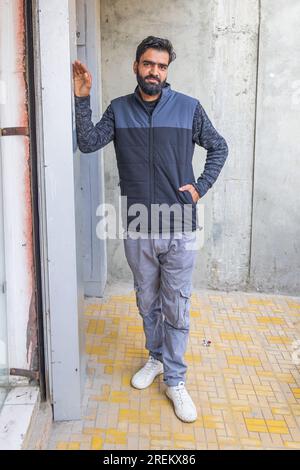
<box><xmin>73</xmin><ymin>36</ymin><xmax>228</xmax><ymax>423</ymax></box>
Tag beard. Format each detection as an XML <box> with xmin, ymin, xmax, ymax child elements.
<box><xmin>136</xmin><ymin>70</ymin><xmax>166</xmax><ymax>96</ymax></box>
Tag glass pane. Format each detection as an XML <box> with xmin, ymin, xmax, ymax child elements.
<box><xmin>0</xmin><ymin>145</ymin><xmax>9</xmax><ymax>411</ymax></box>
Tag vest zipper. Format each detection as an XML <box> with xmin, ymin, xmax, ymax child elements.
<box><xmin>149</xmin><ymin>114</ymin><xmax>154</xmax><ymax>205</ymax></box>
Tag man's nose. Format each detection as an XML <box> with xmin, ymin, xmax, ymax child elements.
<box><xmin>150</xmin><ymin>64</ymin><xmax>159</xmax><ymax>76</ymax></box>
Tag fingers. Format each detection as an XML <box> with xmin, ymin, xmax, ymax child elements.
<box><xmin>73</xmin><ymin>60</ymin><xmax>80</xmax><ymax>73</ymax></box>
<box><xmin>72</xmin><ymin>62</ymin><xmax>82</xmax><ymax>78</ymax></box>
<box><xmin>73</xmin><ymin>60</ymin><xmax>89</xmax><ymax>75</ymax></box>
<box><xmin>72</xmin><ymin>60</ymin><xmax>91</xmax><ymax>79</ymax></box>
<box><xmin>178</xmin><ymin>184</ymin><xmax>192</xmax><ymax>191</ymax></box>
<box><xmin>178</xmin><ymin>184</ymin><xmax>199</xmax><ymax>203</ymax></box>
<box><xmin>86</xmin><ymin>70</ymin><xmax>92</xmax><ymax>86</ymax></box>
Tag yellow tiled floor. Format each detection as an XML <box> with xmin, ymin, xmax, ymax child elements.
<box><xmin>47</xmin><ymin>286</ymin><xmax>300</xmax><ymax>450</ymax></box>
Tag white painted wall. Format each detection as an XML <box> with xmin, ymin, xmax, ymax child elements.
<box><xmin>0</xmin><ymin>0</ymin><xmax>35</xmax><ymax>372</ymax></box>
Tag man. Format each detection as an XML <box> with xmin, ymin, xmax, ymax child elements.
<box><xmin>73</xmin><ymin>36</ymin><xmax>228</xmax><ymax>423</ymax></box>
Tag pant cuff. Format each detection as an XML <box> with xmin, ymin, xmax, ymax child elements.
<box><xmin>149</xmin><ymin>352</ymin><xmax>163</xmax><ymax>363</ymax></box>
<box><xmin>163</xmin><ymin>378</ymin><xmax>185</xmax><ymax>387</ymax></box>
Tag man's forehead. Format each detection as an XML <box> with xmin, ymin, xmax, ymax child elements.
<box><xmin>139</xmin><ymin>48</ymin><xmax>169</xmax><ymax>63</ymax></box>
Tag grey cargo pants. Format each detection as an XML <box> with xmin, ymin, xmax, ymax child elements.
<box><xmin>123</xmin><ymin>231</ymin><xmax>198</xmax><ymax>387</ymax></box>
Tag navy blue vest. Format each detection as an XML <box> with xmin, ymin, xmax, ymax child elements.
<box><xmin>110</xmin><ymin>83</ymin><xmax>199</xmax><ymax>233</ymax></box>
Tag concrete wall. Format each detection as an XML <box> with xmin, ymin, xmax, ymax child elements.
<box><xmin>250</xmin><ymin>0</ymin><xmax>300</xmax><ymax>294</ymax></box>
<box><xmin>99</xmin><ymin>0</ymin><xmax>300</xmax><ymax>295</ymax></box>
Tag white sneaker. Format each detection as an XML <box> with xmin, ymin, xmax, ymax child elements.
<box><xmin>166</xmin><ymin>381</ymin><xmax>197</xmax><ymax>422</ymax></box>
<box><xmin>131</xmin><ymin>356</ymin><xmax>164</xmax><ymax>389</ymax></box>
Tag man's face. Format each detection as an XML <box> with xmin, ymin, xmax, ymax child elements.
<box><xmin>133</xmin><ymin>48</ymin><xmax>169</xmax><ymax>96</ymax></box>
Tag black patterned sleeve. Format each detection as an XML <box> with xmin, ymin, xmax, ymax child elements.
<box><xmin>192</xmin><ymin>101</ymin><xmax>228</xmax><ymax>198</ymax></box>
<box><xmin>74</xmin><ymin>95</ymin><xmax>115</xmax><ymax>153</ymax></box>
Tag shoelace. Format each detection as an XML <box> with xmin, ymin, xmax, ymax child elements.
<box><xmin>172</xmin><ymin>381</ymin><xmax>189</xmax><ymax>407</ymax></box>
<box><xmin>144</xmin><ymin>357</ymin><xmax>160</xmax><ymax>374</ymax></box>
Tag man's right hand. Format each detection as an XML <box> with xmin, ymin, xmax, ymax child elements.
<box><xmin>72</xmin><ymin>60</ymin><xmax>92</xmax><ymax>97</ymax></box>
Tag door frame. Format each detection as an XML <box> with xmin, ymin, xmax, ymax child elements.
<box><xmin>32</xmin><ymin>0</ymin><xmax>85</xmax><ymax>421</ymax></box>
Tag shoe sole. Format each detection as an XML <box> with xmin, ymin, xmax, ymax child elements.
<box><xmin>131</xmin><ymin>370</ymin><xmax>164</xmax><ymax>390</ymax></box>
<box><xmin>165</xmin><ymin>389</ymin><xmax>197</xmax><ymax>423</ymax></box>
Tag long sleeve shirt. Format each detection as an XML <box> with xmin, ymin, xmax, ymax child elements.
<box><xmin>74</xmin><ymin>94</ymin><xmax>228</xmax><ymax>199</ymax></box>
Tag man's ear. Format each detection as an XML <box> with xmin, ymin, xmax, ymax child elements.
<box><xmin>133</xmin><ymin>60</ymin><xmax>138</xmax><ymax>74</ymax></box>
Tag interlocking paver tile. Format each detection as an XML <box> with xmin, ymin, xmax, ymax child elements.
<box><xmin>47</xmin><ymin>287</ymin><xmax>300</xmax><ymax>450</ymax></box>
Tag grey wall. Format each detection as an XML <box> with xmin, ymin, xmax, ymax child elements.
<box><xmin>99</xmin><ymin>0</ymin><xmax>300</xmax><ymax>295</ymax></box>
<box><xmin>250</xmin><ymin>0</ymin><xmax>300</xmax><ymax>294</ymax></box>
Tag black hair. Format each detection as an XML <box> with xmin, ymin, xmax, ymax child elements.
<box><xmin>135</xmin><ymin>36</ymin><xmax>176</xmax><ymax>65</ymax></box>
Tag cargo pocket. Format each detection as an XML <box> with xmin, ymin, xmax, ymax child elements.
<box><xmin>134</xmin><ymin>284</ymin><xmax>145</xmax><ymax>316</ymax></box>
<box><xmin>134</xmin><ymin>284</ymin><xmax>140</xmax><ymax>308</ymax></box>
<box><xmin>176</xmin><ymin>288</ymin><xmax>191</xmax><ymax>329</ymax></box>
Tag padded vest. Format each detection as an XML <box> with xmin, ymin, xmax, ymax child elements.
<box><xmin>110</xmin><ymin>83</ymin><xmax>199</xmax><ymax>233</ymax></box>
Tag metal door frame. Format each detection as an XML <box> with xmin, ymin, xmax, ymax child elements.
<box><xmin>76</xmin><ymin>0</ymin><xmax>107</xmax><ymax>297</ymax></box>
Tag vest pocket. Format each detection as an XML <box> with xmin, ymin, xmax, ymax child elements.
<box><xmin>185</xmin><ymin>190</ymin><xmax>194</xmax><ymax>205</ymax></box>
<box><xmin>118</xmin><ymin>179</ymin><xmax>125</xmax><ymax>195</ymax></box>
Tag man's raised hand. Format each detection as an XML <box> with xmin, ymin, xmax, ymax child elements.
<box><xmin>72</xmin><ymin>60</ymin><xmax>92</xmax><ymax>97</ymax></box>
